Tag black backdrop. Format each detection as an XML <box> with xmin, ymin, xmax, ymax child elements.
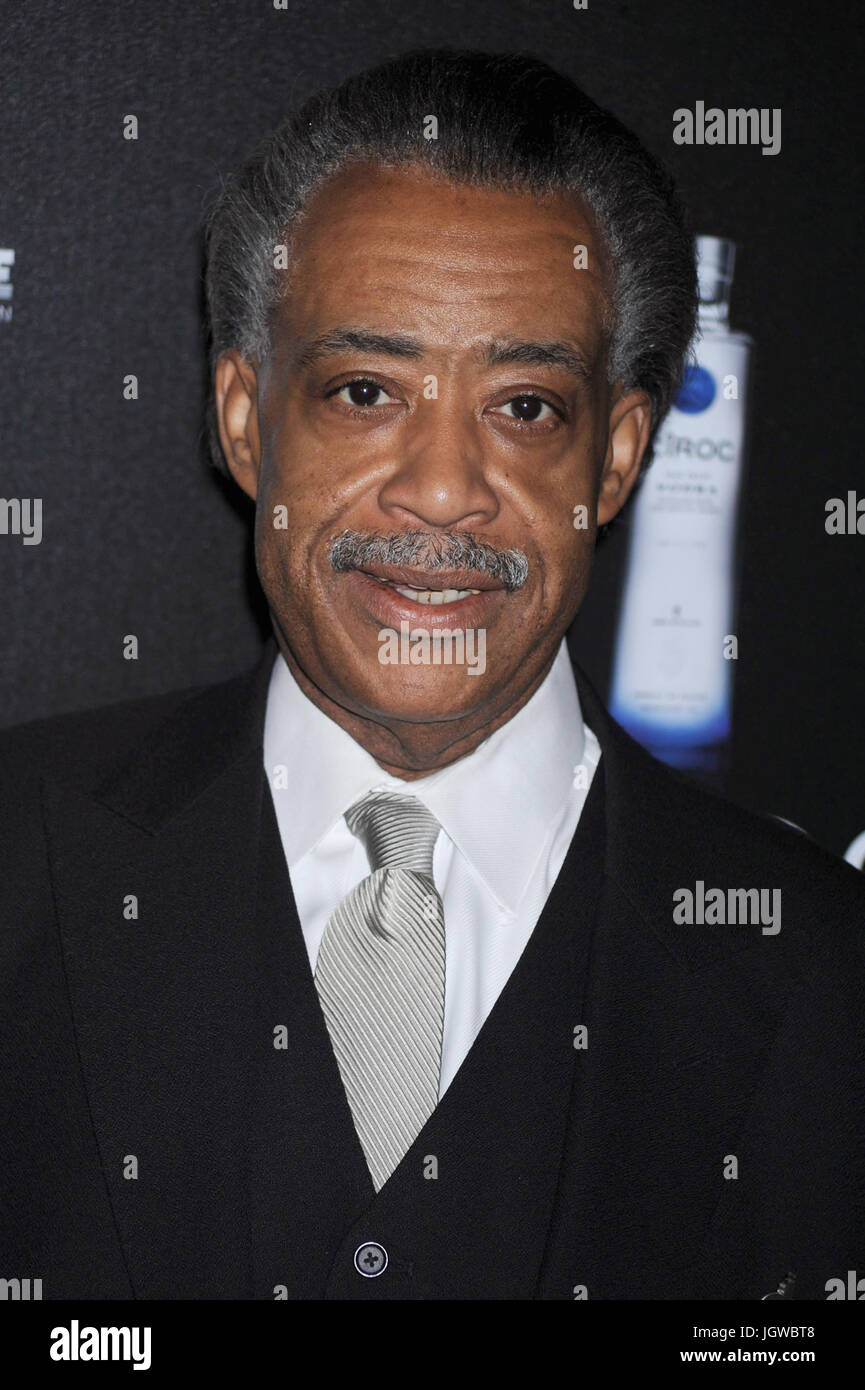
<box><xmin>2</xmin><ymin>0</ymin><xmax>863</xmax><ymax>859</ymax></box>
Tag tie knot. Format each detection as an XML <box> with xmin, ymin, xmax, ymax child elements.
<box><xmin>345</xmin><ymin>791</ymin><xmax>441</xmax><ymax>876</ymax></box>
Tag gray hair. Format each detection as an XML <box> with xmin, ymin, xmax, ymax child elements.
<box><xmin>203</xmin><ymin>48</ymin><xmax>698</xmax><ymax>477</ymax></box>
<box><xmin>328</xmin><ymin>529</ymin><xmax>530</xmax><ymax>592</ymax></box>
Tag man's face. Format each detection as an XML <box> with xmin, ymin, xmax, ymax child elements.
<box><xmin>216</xmin><ymin>162</ymin><xmax>650</xmax><ymax>765</ymax></box>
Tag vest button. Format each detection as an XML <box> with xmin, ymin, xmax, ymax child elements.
<box><xmin>354</xmin><ymin>1242</ymin><xmax>388</xmax><ymax>1277</ymax></box>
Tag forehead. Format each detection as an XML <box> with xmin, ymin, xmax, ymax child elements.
<box><xmin>270</xmin><ymin>161</ymin><xmax>612</xmax><ymax>359</ymax></box>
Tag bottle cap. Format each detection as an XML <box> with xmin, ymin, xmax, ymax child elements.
<box><xmin>696</xmin><ymin>235</ymin><xmax>736</xmax><ymax>305</ymax></box>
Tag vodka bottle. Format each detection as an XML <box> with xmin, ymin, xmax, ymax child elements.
<box><xmin>609</xmin><ymin>235</ymin><xmax>753</xmax><ymax>773</ymax></box>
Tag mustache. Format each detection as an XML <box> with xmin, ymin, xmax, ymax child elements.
<box><xmin>327</xmin><ymin>529</ymin><xmax>530</xmax><ymax>592</ymax></box>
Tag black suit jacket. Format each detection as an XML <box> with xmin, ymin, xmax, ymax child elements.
<box><xmin>2</xmin><ymin>639</ymin><xmax>864</xmax><ymax>1300</ymax></box>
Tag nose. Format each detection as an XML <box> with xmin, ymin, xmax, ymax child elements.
<box><xmin>376</xmin><ymin>400</ymin><xmax>500</xmax><ymax>531</ymax></box>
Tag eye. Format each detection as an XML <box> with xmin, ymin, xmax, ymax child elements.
<box><xmin>492</xmin><ymin>394</ymin><xmax>561</xmax><ymax>424</ymax></box>
<box><xmin>329</xmin><ymin>378</ymin><xmax>397</xmax><ymax>408</ymax></box>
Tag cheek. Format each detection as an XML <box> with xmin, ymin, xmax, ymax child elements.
<box><xmin>516</xmin><ymin>475</ymin><xmax>597</xmax><ymax>583</ymax></box>
<box><xmin>254</xmin><ymin>445</ymin><xmax>322</xmax><ymax>558</ymax></box>
<box><xmin>252</xmin><ymin>493</ymin><xmax>308</xmax><ymax>623</ymax></box>
<box><xmin>536</xmin><ymin>509</ymin><xmax>598</xmax><ymax>622</ymax></box>
<box><xmin>537</xmin><ymin>432</ymin><xmax>603</xmax><ymax>578</ymax></box>
<box><xmin>260</xmin><ymin>398</ymin><xmax>334</xmax><ymax>498</ymax></box>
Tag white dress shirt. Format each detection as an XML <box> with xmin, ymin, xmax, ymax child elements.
<box><xmin>263</xmin><ymin>639</ymin><xmax>601</xmax><ymax>1099</ymax></box>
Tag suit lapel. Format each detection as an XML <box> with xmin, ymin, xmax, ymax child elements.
<box><xmin>41</xmin><ymin>647</ymin><xmax>279</xmax><ymax>1298</ymax></box>
<box><xmin>531</xmin><ymin>657</ymin><xmax>803</xmax><ymax>1297</ymax></box>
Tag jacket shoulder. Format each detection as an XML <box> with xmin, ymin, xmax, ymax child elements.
<box><xmin>675</xmin><ymin>762</ymin><xmax>862</xmax><ymax>896</ymax></box>
<box><xmin>0</xmin><ymin>681</ymin><xmax>212</xmax><ymax>800</ymax></box>
<box><xmin>629</xmin><ymin>742</ymin><xmax>865</xmax><ymax>959</ymax></box>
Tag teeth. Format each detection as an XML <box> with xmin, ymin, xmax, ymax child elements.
<box><xmin>367</xmin><ymin>574</ymin><xmax>483</xmax><ymax>603</ymax></box>
<box><xmin>392</xmin><ymin>585</ymin><xmax>480</xmax><ymax>605</ymax></box>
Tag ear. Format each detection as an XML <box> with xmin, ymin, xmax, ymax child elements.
<box><xmin>597</xmin><ymin>385</ymin><xmax>653</xmax><ymax>526</ymax></box>
<box><xmin>214</xmin><ymin>349</ymin><xmax>262</xmax><ymax>502</ymax></box>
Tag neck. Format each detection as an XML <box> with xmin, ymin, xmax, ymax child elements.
<box><xmin>273</xmin><ymin>628</ymin><xmax>556</xmax><ymax>780</ymax></box>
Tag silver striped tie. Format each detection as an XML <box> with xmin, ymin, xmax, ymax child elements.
<box><xmin>314</xmin><ymin>791</ymin><xmax>446</xmax><ymax>1192</ymax></box>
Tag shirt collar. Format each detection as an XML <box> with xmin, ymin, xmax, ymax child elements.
<box><xmin>263</xmin><ymin>641</ymin><xmax>586</xmax><ymax>914</ymax></box>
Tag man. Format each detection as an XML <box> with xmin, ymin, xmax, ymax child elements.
<box><xmin>2</xmin><ymin>49</ymin><xmax>863</xmax><ymax>1301</ymax></box>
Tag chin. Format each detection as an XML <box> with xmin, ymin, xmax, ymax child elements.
<box><xmin>346</xmin><ymin>664</ymin><xmax>492</xmax><ymax>726</ymax></box>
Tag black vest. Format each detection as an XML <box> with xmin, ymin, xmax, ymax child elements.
<box><xmin>245</xmin><ymin>760</ymin><xmax>607</xmax><ymax>1299</ymax></box>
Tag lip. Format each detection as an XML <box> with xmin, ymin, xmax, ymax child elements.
<box><xmin>354</xmin><ymin>562</ymin><xmax>506</xmax><ymax>592</ymax></box>
<box><xmin>345</xmin><ymin>568</ymin><xmax>507</xmax><ymax>631</ymax></box>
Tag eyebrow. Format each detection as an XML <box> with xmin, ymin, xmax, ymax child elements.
<box><xmin>486</xmin><ymin>338</ymin><xmax>592</xmax><ymax>382</ymax></box>
<box><xmin>292</xmin><ymin>329</ymin><xmax>593</xmax><ymax>382</ymax></box>
<box><xmin>294</xmin><ymin>330</ymin><xmax>422</xmax><ymax>369</ymax></box>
